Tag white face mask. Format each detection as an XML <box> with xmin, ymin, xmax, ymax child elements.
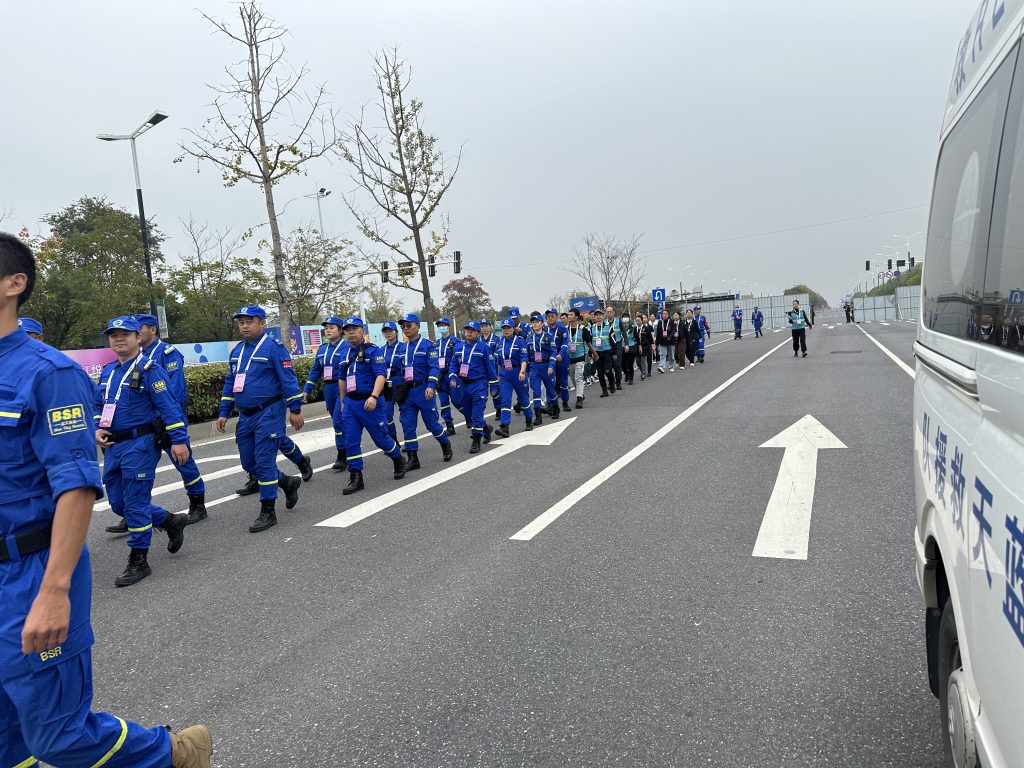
<box><xmin>439</xmin><ymin>326</ymin><xmax>450</xmax><ymax>337</ymax></box>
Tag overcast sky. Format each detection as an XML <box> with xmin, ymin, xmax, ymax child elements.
<box><xmin>2</xmin><ymin>0</ymin><xmax>972</xmax><ymax>310</ymax></box>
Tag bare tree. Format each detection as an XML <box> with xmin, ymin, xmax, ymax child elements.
<box><xmin>177</xmin><ymin>1</ymin><xmax>341</xmax><ymax>338</ymax></box>
<box><xmin>339</xmin><ymin>47</ymin><xmax>462</xmax><ymax>339</ymax></box>
<box><xmin>0</xmin><ymin>204</ymin><xmax>12</xmax><ymax>226</ymax></box>
<box><xmin>279</xmin><ymin>226</ymin><xmax>360</xmax><ymax>324</ymax></box>
<box><xmin>566</xmin><ymin>233</ymin><xmax>646</xmax><ymax>306</ymax></box>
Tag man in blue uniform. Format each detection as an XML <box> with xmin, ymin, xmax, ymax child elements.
<box><xmin>302</xmin><ymin>316</ymin><xmax>348</xmax><ymax>471</ymax></box>
<box><xmin>395</xmin><ymin>313</ymin><xmax>453</xmax><ymax>470</ymax></box>
<box><xmin>17</xmin><ymin>316</ymin><xmax>43</xmax><ymax>340</ymax></box>
<box><xmin>732</xmin><ymin>305</ymin><xmax>743</xmax><ymax>339</ymax></box>
<box><xmin>0</xmin><ymin>235</ymin><xmax>212</xmax><ymax>767</ymax></box>
<box><xmin>526</xmin><ymin>314</ymin><xmax>559</xmax><ymax>423</ymax></box>
<box><xmin>545</xmin><ymin>308</ymin><xmax>571</xmax><ymax>412</ymax></box>
<box><xmin>434</xmin><ymin>317</ymin><xmax>457</xmax><ymax>436</ymax></box>
<box><xmin>752</xmin><ymin>306</ymin><xmax>765</xmax><ymax>338</ymax></box>
<box><xmin>494</xmin><ymin>318</ymin><xmax>534</xmax><ymax>438</ymax></box>
<box><xmin>507</xmin><ymin>306</ymin><xmax>528</xmax><ymax>339</ymax></box>
<box><xmin>448</xmin><ymin>320</ymin><xmax>497</xmax><ymax>454</ymax></box>
<box><xmin>95</xmin><ymin>317</ymin><xmax>191</xmax><ymax>586</ymax></box>
<box><xmin>337</xmin><ymin>317</ymin><xmax>406</xmax><ymax>495</ymax></box>
<box><xmin>380</xmin><ymin>320</ymin><xmax>402</xmax><ymax>443</ymax></box>
<box><xmin>480</xmin><ymin>317</ymin><xmax>501</xmax><ymax>416</ymax></box>
<box><xmin>216</xmin><ymin>306</ymin><xmax>304</xmax><ymax>534</ymax></box>
<box><xmin>693</xmin><ymin>306</ymin><xmax>711</xmax><ymax>363</ymax></box>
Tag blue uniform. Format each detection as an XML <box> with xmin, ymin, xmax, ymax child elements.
<box><xmin>752</xmin><ymin>309</ymin><xmax>764</xmax><ymax>337</ymax></box>
<box><xmin>382</xmin><ymin>340</ymin><xmax>402</xmax><ymax>441</ymax></box>
<box><xmin>340</xmin><ymin>342</ymin><xmax>402</xmax><ymax>469</ymax></box>
<box><xmin>495</xmin><ymin>335</ymin><xmax>534</xmax><ymax>426</ymax></box>
<box><xmin>96</xmin><ymin>355</ymin><xmax>190</xmax><ymax>550</ymax></box>
<box><xmin>448</xmin><ymin>339</ymin><xmax>498</xmax><ymax>436</ymax></box>
<box><xmin>695</xmin><ymin>314</ymin><xmax>711</xmax><ymax>359</ymax></box>
<box><xmin>434</xmin><ymin>334</ymin><xmax>457</xmax><ymax>424</ymax></box>
<box><xmin>732</xmin><ymin>308</ymin><xmax>743</xmax><ymax>338</ymax></box>
<box><xmin>0</xmin><ymin>328</ymin><xmax>172</xmax><ymax>768</ymax></box>
<box><xmin>481</xmin><ymin>332</ymin><xmax>501</xmax><ymax>412</ymax></box>
<box><xmin>141</xmin><ymin>338</ymin><xmax>205</xmax><ymax>497</ymax></box>
<box><xmin>545</xmin><ymin>322</ymin><xmax>571</xmax><ymax>406</ymax></box>
<box><xmin>219</xmin><ymin>333</ymin><xmax>304</xmax><ymax>501</ymax></box>
<box><xmin>394</xmin><ymin>336</ymin><xmax>449</xmax><ymax>452</ymax></box>
<box><xmin>526</xmin><ymin>330</ymin><xmax>557</xmax><ymax>412</ymax></box>
<box><xmin>303</xmin><ymin>339</ymin><xmax>349</xmax><ymax>452</ymax></box>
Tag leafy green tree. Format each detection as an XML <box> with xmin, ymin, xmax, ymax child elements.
<box><xmin>854</xmin><ymin>264</ymin><xmax>923</xmax><ymax>297</ymax></box>
<box><xmin>784</xmin><ymin>283</ymin><xmax>830</xmax><ymax>309</ymax></box>
<box><xmin>363</xmin><ymin>284</ymin><xmax>404</xmax><ymax>323</ymax></box>
<box><xmin>277</xmin><ymin>227</ymin><xmax>360</xmax><ymax>324</ymax></box>
<box><xmin>23</xmin><ymin>196</ymin><xmax>164</xmax><ymax>348</ymax></box>
<box><xmin>441</xmin><ymin>275</ymin><xmax>494</xmax><ymax>323</ymax></box>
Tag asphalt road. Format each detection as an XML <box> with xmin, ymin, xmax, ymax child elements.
<box><xmin>81</xmin><ymin>313</ymin><xmax>942</xmax><ymax>767</ymax></box>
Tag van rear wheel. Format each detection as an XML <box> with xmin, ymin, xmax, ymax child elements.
<box><xmin>938</xmin><ymin>598</ymin><xmax>978</xmax><ymax>768</ymax></box>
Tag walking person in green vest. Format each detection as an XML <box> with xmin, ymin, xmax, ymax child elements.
<box><xmin>787</xmin><ymin>299</ymin><xmax>812</xmax><ymax>357</ymax></box>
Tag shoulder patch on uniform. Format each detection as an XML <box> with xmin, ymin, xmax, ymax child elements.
<box><xmin>282</xmin><ymin>359</ymin><xmax>293</xmax><ymax>368</ymax></box>
<box><xmin>166</xmin><ymin>361</ymin><xmax>179</xmax><ymax>372</ymax></box>
<box><xmin>152</xmin><ymin>379</ymin><xmax>167</xmax><ymax>393</ymax></box>
<box><xmin>163</xmin><ymin>345</ymin><xmax>176</xmax><ymax>354</ymax></box>
<box><xmin>48</xmin><ymin>404</ymin><xmax>87</xmax><ymax>436</ymax></box>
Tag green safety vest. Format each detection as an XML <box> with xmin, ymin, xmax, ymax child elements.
<box><xmin>592</xmin><ymin>321</ymin><xmax>610</xmax><ymax>350</ymax></box>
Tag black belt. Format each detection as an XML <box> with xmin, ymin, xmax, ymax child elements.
<box><xmin>109</xmin><ymin>423</ymin><xmax>158</xmax><ymax>443</ymax></box>
<box><xmin>458</xmin><ymin>377</ymin><xmax>485</xmax><ymax>383</ymax></box>
<box><xmin>0</xmin><ymin>525</ymin><xmax>51</xmax><ymax>562</ymax></box>
<box><xmin>347</xmin><ymin>392</ymin><xmax>378</xmax><ymax>401</ymax></box>
<box><xmin>239</xmin><ymin>396</ymin><xmax>282</xmax><ymax>417</ymax></box>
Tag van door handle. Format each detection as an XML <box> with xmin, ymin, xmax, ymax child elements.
<box><xmin>913</xmin><ymin>342</ymin><xmax>979</xmax><ymax>398</ymax></box>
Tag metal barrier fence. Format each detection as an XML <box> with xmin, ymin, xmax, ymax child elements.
<box><xmin>852</xmin><ymin>286</ymin><xmax>921</xmax><ymax>322</ymax></box>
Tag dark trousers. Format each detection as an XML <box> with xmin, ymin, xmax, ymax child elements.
<box><xmin>684</xmin><ymin>340</ymin><xmax>697</xmax><ymax>364</ymax></box>
<box><xmin>674</xmin><ymin>339</ymin><xmax>688</xmax><ymax>367</ymax></box>
<box><xmin>639</xmin><ymin>346</ymin><xmax>652</xmax><ymax>377</ymax></box>
<box><xmin>611</xmin><ymin>348</ymin><xmax>623</xmax><ymax>387</ymax></box>
<box><xmin>792</xmin><ymin>328</ymin><xmax>807</xmax><ymax>354</ymax></box>
<box><xmin>596</xmin><ymin>351</ymin><xmax>615</xmax><ymax>393</ymax></box>
<box><xmin>622</xmin><ymin>349</ymin><xmax>636</xmax><ymax>382</ymax></box>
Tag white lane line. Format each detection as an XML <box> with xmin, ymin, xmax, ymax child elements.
<box><xmin>511</xmin><ymin>338</ymin><xmax>791</xmax><ymax>541</ymax></box>
<box><xmin>317</xmin><ymin>419</ymin><xmax>576</xmax><ymax>528</ymax></box>
<box><xmin>856</xmin><ymin>324</ymin><xmax>915</xmax><ymax>379</ymax></box>
<box><xmin>881</xmin><ymin>322</ymin><xmax>891</xmax><ymax>326</ymax></box>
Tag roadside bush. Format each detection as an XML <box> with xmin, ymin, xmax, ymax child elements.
<box><xmin>183</xmin><ymin>355</ymin><xmax>321</xmax><ymax>423</ymax></box>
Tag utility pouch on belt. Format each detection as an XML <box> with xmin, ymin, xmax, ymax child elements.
<box><xmin>152</xmin><ymin>419</ymin><xmax>172</xmax><ymax>452</ymax></box>
<box><xmin>393</xmin><ymin>381</ymin><xmax>412</xmax><ymax>404</ymax></box>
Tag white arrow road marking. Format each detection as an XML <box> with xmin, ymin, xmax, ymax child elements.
<box><xmin>511</xmin><ymin>339</ymin><xmax>791</xmax><ymax>541</ymax></box>
<box><xmin>752</xmin><ymin>415</ymin><xmax>846</xmax><ymax>560</ymax></box>
<box><xmin>317</xmin><ymin>418</ymin><xmax>576</xmax><ymax>529</ymax></box>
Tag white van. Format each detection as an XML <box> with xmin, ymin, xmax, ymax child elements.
<box><xmin>915</xmin><ymin>1</ymin><xmax>1024</xmax><ymax>765</ymax></box>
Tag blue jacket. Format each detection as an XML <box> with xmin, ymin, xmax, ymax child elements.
<box><xmin>752</xmin><ymin>310</ymin><xmax>764</xmax><ymax>326</ymax></box>
<box><xmin>496</xmin><ymin>335</ymin><xmax>529</xmax><ymax>374</ymax></box>
<box><xmin>545</xmin><ymin>323</ymin><xmax>569</xmax><ymax>362</ymax></box>
<box><xmin>382</xmin><ymin>340</ymin><xmax>403</xmax><ymax>384</ymax></box>
<box><xmin>435</xmin><ymin>334</ymin><xmax>457</xmax><ymax>378</ymax></box>
<box><xmin>394</xmin><ymin>335</ymin><xmax>440</xmax><ymax>386</ymax></box>
<box><xmin>341</xmin><ymin>342</ymin><xmax>388</xmax><ymax>395</ymax></box>
<box><xmin>141</xmin><ymin>338</ymin><xmax>187</xmax><ymax>406</ymax></box>
<box><xmin>304</xmin><ymin>339</ymin><xmax>350</xmax><ymax>392</ymax></box>
<box><xmin>95</xmin><ymin>355</ymin><xmax>189</xmax><ymax>444</ymax></box>
<box><xmin>448</xmin><ymin>339</ymin><xmax>498</xmax><ymax>387</ymax></box>
<box><xmin>219</xmin><ymin>333</ymin><xmax>303</xmax><ymax>417</ymax></box>
<box><xmin>526</xmin><ymin>330</ymin><xmax>557</xmax><ymax>369</ymax></box>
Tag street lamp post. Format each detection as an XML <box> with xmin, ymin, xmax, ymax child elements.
<box><xmin>305</xmin><ymin>187</ymin><xmax>331</xmax><ymax>235</ymax></box>
<box><xmin>97</xmin><ymin>110</ymin><xmax>168</xmax><ymax>318</ymax></box>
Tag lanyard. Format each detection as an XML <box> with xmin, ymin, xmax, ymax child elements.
<box><xmin>347</xmin><ymin>345</ymin><xmax>363</xmax><ymax>375</ymax></box>
<box><xmin>462</xmin><ymin>341</ymin><xmax>481</xmax><ymax>364</ymax></box>
<box><xmin>323</xmin><ymin>340</ymin><xmax>343</xmax><ymax>367</ymax></box>
<box><xmin>385</xmin><ymin>341</ymin><xmax>399</xmax><ymax>366</ymax></box>
<box><xmin>105</xmin><ymin>354</ymin><xmax>143</xmax><ymax>403</ymax></box>
<box><xmin>502</xmin><ymin>338</ymin><xmax>514</xmax><ymax>361</ymax></box>
<box><xmin>404</xmin><ymin>337</ymin><xmax>425</xmax><ymax>366</ymax></box>
<box><xmin>530</xmin><ymin>333</ymin><xmax>546</xmax><ymax>353</ymax></box>
<box><xmin>239</xmin><ymin>334</ymin><xmax>269</xmax><ymax>374</ymax></box>
<box><xmin>568</xmin><ymin>325</ymin><xmax>580</xmax><ymax>344</ymax></box>
<box><xmin>144</xmin><ymin>339</ymin><xmax>163</xmax><ymax>365</ymax></box>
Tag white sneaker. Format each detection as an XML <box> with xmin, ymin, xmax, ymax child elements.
<box><xmin>658</xmin><ymin>366</ymin><xmax>664</xmax><ymax>373</ymax></box>
<box><xmin>668</xmin><ymin>367</ymin><xmax>674</xmax><ymax>373</ymax></box>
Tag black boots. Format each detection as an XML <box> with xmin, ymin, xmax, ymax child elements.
<box><xmin>249</xmin><ymin>499</ymin><xmax>277</xmax><ymax>533</ymax></box>
<box><xmin>297</xmin><ymin>456</ymin><xmax>313</xmax><ymax>482</ymax></box>
<box><xmin>562</xmin><ymin>400</ymin><xmax>572</xmax><ymax>411</ymax></box>
<box><xmin>534</xmin><ymin>412</ymin><xmax>543</xmax><ymax>426</ymax></box>
<box><xmin>157</xmin><ymin>512</ymin><xmax>187</xmax><ymax>554</ymax></box>
<box><xmin>106</xmin><ymin>518</ymin><xmax>129</xmax><ymax>534</ymax></box>
<box><xmin>236</xmin><ymin>473</ymin><xmax>259</xmax><ymax>496</ymax></box>
<box><xmin>187</xmin><ymin>493</ymin><xmax>207</xmax><ymax>525</ymax></box>
<box><xmin>525</xmin><ymin>419</ymin><xmax>534</xmax><ymax>431</ymax></box>
<box><xmin>332</xmin><ymin>450</ymin><xmax>347</xmax><ymax>472</ymax></box>
<box><xmin>576</xmin><ymin>396</ymin><xmax>584</xmax><ymax>409</ymax></box>
<box><xmin>549</xmin><ymin>403</ymin><xmax>560</xmax><ymax>420</ymax></box>
<box><xmin>494</xmin><ymin>424</ymin><xmax>510</xmax><ymax>439</ymax></box>
<box><xmin>115</xmin><ymin>548</ymin><xmax>151</xmax><ymax>587</ymax></box>
<box><xmin>405</xmin><ymin>450</ymin><xmax>421</xmax><ymax>471</ymax></box>
<box><xmin>470</xmin><ymin>436</ymin><xmax>482</xmax><ymax>454</ymax></box>
<box><xmin>342</xmin><ymin>471</ymin><xmax>365</xmax><ymax>495</ymax></box>
<box><xmin>445</xmin><ymin>420</ymin><xmax>456</xmax><ymax>436</ymax></box>
<box><xmin>441</xmin><ymin>441</ymin><xmax>454</xmax><ymax>462</ymax></box>
<box><xmin>278</xmin><ymin>474</ymin><xmax>300</xmax><ymax>509</ymax></box>
<box><xmin>393</xmin><ymin>454</ymin><xmax>407</xmax><ymax>479</ymax></box>
<box><xmin>483</xmin><ymin>424</ymin><xmax>493</xmax><ymax>444</ymax></box>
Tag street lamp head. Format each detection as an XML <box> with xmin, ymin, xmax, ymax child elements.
<box><xmin>96</xmin><ymin>133</ymin><xmax>128</xmax><ymax>142</ymax></box>
<box><xmin>147</xmin><ymin>111</ymin><xmax>169</xmax><ymax>126</ymax></box>
<box><xmin>319</xmin><ymin>187</ymin><xmax>327</xmax><ymax>194</ymax></box>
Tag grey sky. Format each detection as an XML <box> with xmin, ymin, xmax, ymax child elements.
<box><xmin>2</xmin><ymin>0</ymin><xmax>970</xmax><ymax>310</ymax></box>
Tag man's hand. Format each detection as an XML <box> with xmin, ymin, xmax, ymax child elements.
<box><xmin>425</xmin><ymin>387</ymin><xmax>435</xmax><ymax>399</ymax></box>
<box><xmin>449</xmin><ymin>379</ymin><xmax>460</xmax><ymax>389</ymax></box>
<box><xmin>95</xmin><ymin>429</ymin><xmax>113</xmax><ymax>447</ymax></box>
<box><xmin>518</xmin><ymin>372</ymin><xmax>526</xmax><ymax>382</ymax></box>
<box><xmin>547</xmin><ymin>368</ymin><xmax>554</xmax><ymax>376</ymax></box>
<box><xmin>363</xmin><ymin>397</ymin><xmax>377</xmax><ymax>412</ymax></box>
<box><xmin>289</xmin><ymin>411</ymin><xmax>305</xmax><ymax>431</ymax></box>
<box><xmin>302</xmin><ymin>392</ymin><xmax>309</xmax><ymax>404</ymax></box>
<box><xmin>22</xmin><ymin>585</ymin><xmax>70</xmax><ymax>655</ymax></box>
<box><xmin>170</xmin><ymin>444</ymin><xmax>190</xmax><ymax>465</ymax></box>
<box><xmin>216</xmin><ymin>416</ymin><xmax>228</xmax><ymax>434</ymax></box>
<box><xmin>612</xmin><ymin>355</ymin><xmax>618</xmax><ymax>362</ymax></box>
<box><xmin>556</xmin><ymin>354</ymin><xmax>562</xmax><ymax>362</ymax></box>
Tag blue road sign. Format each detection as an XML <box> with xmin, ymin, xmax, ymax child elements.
<box><xmin>1009</xmin><ymin>289</ymin><xmax>1024</xmax><ymax>306</ymax></box>
<box><xmin>893</xmin><ymin>270</ymin><xmax>901</xmax><ymax>278</ymax></box>
<box><xmin>652</xmin><ymin>288</ymin><xmax>666</xmax><ymax>303</ymax></box>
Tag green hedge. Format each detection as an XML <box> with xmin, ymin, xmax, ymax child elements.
<box><xmin>183</xmin><ymin>355</ymin><xmax>322</xmax><ymax>423</ymax></box>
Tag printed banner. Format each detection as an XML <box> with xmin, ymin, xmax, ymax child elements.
<box><xmin>64</xmin><ymin>348</ymin><xmax>117</xmax><ymax>377</ymax></box>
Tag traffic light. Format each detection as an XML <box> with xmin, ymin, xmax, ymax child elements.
<box><xmin>909</xmin><ymin>256</ymin><xmax>915</xmax><ymax>268</ymax></box>
<box><xmin>454</xmin><ymin>250</ymin><xmax>462</xmax><ymax>274</ymax></box>
<box><xmin>865</xmin><ymin>260</ymin><xmax>871</xmax><ymax>271</ymax></box>
<box><xmin>428</xmin><ymin>254</ymin><xmax>436</xmax><ymax>278</ymax></box>
<box><xmin>897</xmin><ymin>259</ymin><xmax>906</xmax><ymax>268</ymax></box>
<box><xmin>887</xmin><ymin>259</ymin><xmax>893</xmax><ymax>270</ymax></box>
<box><xmin>381</xmin><ymin>261</ymin><xmax>389</xmax><ymax>283</ymax></box>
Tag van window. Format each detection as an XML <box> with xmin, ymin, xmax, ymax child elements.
<box><xmin>923</xmin><ymin>45</ymin><xmax>1018</xmax><ymax>340</ymax></box>
<box><xmin>985</xmin><ymin>45</ymin><xmax>1024</xmax><ymax>352</ymax></box>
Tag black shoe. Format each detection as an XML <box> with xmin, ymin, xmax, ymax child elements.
<box><xmin>115</xmin><ymin>549</ymin><xmax>151</xmax><ymax>587</ymax></box>
<box><xmin>495</xmin><ymin>424</ymin><xmax>510</xmax><ymax>438</ymax></box>
<box><xmin>802</xmin><ymin>352</ymin><xmax>808</xmax><ymax>358</ymax></box>
<box><xmin>525</xmin><ymin>419</ymin><xmax>534</xmax><ymax>431</ymax></box>
<box><xmin>549</xmin><ymin>404</ymin><xmax>560</xmax><ymax>420</ymax></box>
<box><xmin>331</xmin><ymin>450</ymin><xmax>347</xmax><ymax>472</ymax></box>
<box><xmin>249</xmin><ymin>499</ymin><xmax>277</xmax><ymax>533</ymax></box>
<box><xmin>513</xmin><ymin>403</ymin><xmax>522</xmax><ymax>414</ymax></box>
<box><xmin>297</xmin><ymin>456</ymin><xmax>313</xmax><ymax>482</ymax></box>
<box><xmin>158</xmin><ymin>512</ymin><xmax>187</xmax><ymax>554</ymax></box>
<box><xmin>534</xmin><ymin>412</ymin><xmax>543</xmax><ymax>426</ymax></box>
<box><xmin>627</xmin><ymin>380</ymin><xmax>634</xmax><ymax>385</ymax></box>
<box><xmin>600</xmin><ymin>391</ymin><xmax>609</xmax><ymax>398</ymax></box>
<box><xmin>470</xmin><ymin>436</ymin><xmax>482</xmax><ymax>454</ymax></box>
<box><xmin>562</xmin><ymin>401</ymin><xmax>572</xmax><ymax>412</ymax></box>
<box><xmin>186</xmin><ymin>493</ymin><xmax>207</xmax><ymax>525</ymax></box>
<box><xmin>236</xmin><ymin>473</ymin><xmax>259</xmax><ymax>496</ymax></box>
<box><xmin>392</xmin><ymin>454</ymin><xmax>407</xmax><ymax>480</ymax></box>
<box><xmin>483</xmin><ymin>424</ymin><xmax>493</xmax><ymax>444</ymax></box>
<box><xmin>794</xmin><ymin>351</ymin><xmax>798</xmax><ymax>357</ymax></box>
<box><xmin>445</xmin><ymin>420</ymin><xmax>456</xmax><ymax>437</ymax></box>
<box><xmin>576</xmin><ymin>397</ymin><xmax>584</xmax><ymax>409</ymax></box>
<box><xmin>699</xmin><ymin>358</ymin><xmax>704</xmax><ymax>364</ymax></box>
<box><xmin>105</xmin><ymin>518</ymin><xmax>129</xmax><ymax>534</ymax></box>
<box><xmin>441</xmin><ymin>441</ymin><xmax>454</xmax><ymax>462</ymax></box>
<box><xmin>405</xmin><ymin>450</ymin><xmax>421</xmax><ymax>471</ymax></box>
<box><xmin>279</xmin><ymin>474</ymin><xmax>300</xmax><ymax>510</ymax></box>
<box><xmin>342</xmin><ymin>471</ymin><xmax>364</xmax><ymax>495</ymax></box>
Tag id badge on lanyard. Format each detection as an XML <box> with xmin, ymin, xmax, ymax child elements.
<box><xmin>594</xmin><ymin>336</ymin><xmax>603</xmax><ymax>348</ymax></box>
<box><xmin>346</xmin><ymin>374</ymin><xmax>357</xmax><ymax>393</ymax></box>
<box><xmin>439</xmin><ymin>356</ymin><xmax>447</xmax><ymax>369</ymax></box>
<box><xmin>534</xmin><ymin>352</ymin><xmax>543</xmax><ymax>363</ymax></box>
<box><xmin>570</xmin><ymin>343</ymin><xmax>577</xmax><ymax>354</ymax></box>
<box><xmin>405</xmin><ymin>365</ymin><xmax>414</xmax><ymax>382</ymax></box>
<box><xmin>233</xmin><ymin>373</ymin><xmax>246</xmax><ymax>392</ymax></box>
<box><xmin>503</xmin><ymin>359</ymin><xmax>513</xmax><ymax>371</ymax></box>
<box><xmin>323</xmin><ymin>365</ymin><xmax>333</xmax><ymax>381</ymax></box>
<box><xmin>99</xmin><ymin>403</ymin><xmax>117</xmax><ymax>429</ymax></box>
<box><xmin>459</xmin><ymin>362</ymin><xmax>470</xmax><ymax>378</ymax></box>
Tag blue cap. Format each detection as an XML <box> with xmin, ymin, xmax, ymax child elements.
<box><xmin>501</xmin><ymin>318</ymin><xmax>514</xmax><ymax>329</ymax></box>
<box><xmin>436</xmin><ymin>317</ymin><xmax>452</xmax><ymax>326</ymax></box>
<box><xmin>480</xmin><ymin>318</ymin><xmax>493</xmax><ymax>326</ymax></box>
<box><xmin>382</xmin><ymin>321</ymin><xmax>399</xmax><ymax>332</ymax></box>
<box><xmin>464</xmin><ymin>320</ymin><xmax>481</xmax><ymax>332</ymax></box>
<box><xmin>507</xmin><ymin>306</ymin><xmax>521</xmax><ymax>317</ymax></box>
<box><xmin>321</xmin><ymin>316</ymin><xmax>344</xmax><ymax>327</ymax></box>
<box><xmin>546</xmin><ymin>308</ymin><xmax>558</xmax><ymax>315</ymax></box>
<box><xmin>134</xmin><ymin>313</ymin><xmax>159</xmax><ymax>328</ymax></box>
<box><xmin>18</xmin><ymin>317</ymin><xmax>42</xmax><ymax>335</ymax></box>
<box><xmin>234</xmin><ymin>305</ymin><xmax>266</xmax><ymax>319</ymax></box>
<box><xmin>104</xmin><ymin>316</ymin><xmax>140</xmax><ymax>334</ymax></box>
<box><xmin>693</xmin><ymin>305</ymin><xmax>701</xmax><ymax>311</ymax></box>
<box><xmin>401</xmin><ymin>312</ymin><xmax>422</xmax><ymax>325</ymax></box>
<box><xmin>342</xmin><ymin>316</ymin><xmax>365</xmax><ymax>329</ymax></box>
